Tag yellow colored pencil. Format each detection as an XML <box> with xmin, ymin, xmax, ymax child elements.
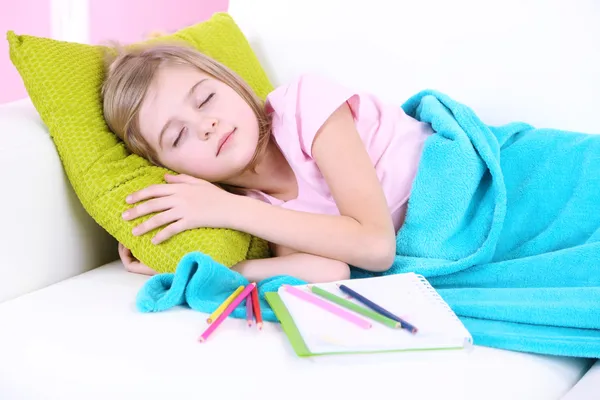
<box><xmin>206</xmin><ymin>285</ymin><xmax>245</xmax><ymax>324</ymax></box>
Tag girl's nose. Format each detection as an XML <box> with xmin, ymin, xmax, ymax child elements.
<box><xmin>199</xmin><ymin>117</ymin><xmax>218</xmax><ymax>139</ymax></box>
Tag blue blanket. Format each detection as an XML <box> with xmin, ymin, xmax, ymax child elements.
<box><xmin>136</xmin><ymin>90</ymin><xmax>600</xmax><ymax>358</ymax></box>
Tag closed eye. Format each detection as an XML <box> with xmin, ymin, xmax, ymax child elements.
<box><xmin>173</xmin><ymin>126</ymin><xmax>187</xmax><ymax>147</ymax></box>
<box><xmin>198</xmin><ymin>93</ymin><xmax>214</xmax><ymax>108</ymax></box>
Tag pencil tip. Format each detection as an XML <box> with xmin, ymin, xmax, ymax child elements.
<box><xmin>198</xmin><ymin>337</ymin><xmax>205</xmax><ymax>343</ymax></box>
<box><xmin>257</xmin><ymin>322</ymin><xmax>263</xmax><ymax>331</ymax></box>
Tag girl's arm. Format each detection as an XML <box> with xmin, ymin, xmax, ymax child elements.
<box><xmin>228</xmin><ymin>103</ymin><xmax>396</xmax><ymax>272</ymax></box>
<box><xmin>232</xmin><ymin>242</ymin><xmax>350</xmax><ymax>283</ymax></box>
<box><xmin>232</xmin><ymin>253</ymin><xmax>350</xmax><ymax>283</ymax></box>
<box><xmin>118</xmin><ymin>242</ymin><xmax>348</xmax><ymax>283</ymax></box>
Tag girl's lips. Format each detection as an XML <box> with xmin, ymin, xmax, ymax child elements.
<box><xmin>217</xmin><ymin>128</ymin><xmax>236</xmax><ymax>155</ymax></box>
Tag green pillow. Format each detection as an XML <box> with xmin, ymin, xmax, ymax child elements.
<box><xmin>7</xmin><ymin>12</ymin><xmax>271</xmax><ymax>273</ymax></box>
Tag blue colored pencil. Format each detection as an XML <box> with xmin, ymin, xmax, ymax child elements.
<box><xmin>337</xmin><ymin>284</ymin><xmax>418</xmax><ymax>334</ymax></box>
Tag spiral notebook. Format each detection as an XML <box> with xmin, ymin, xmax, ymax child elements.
<box><xmin>265</xmin><ymin>273</ymin><xmax>473</xmax><ymax>357</ymax></box>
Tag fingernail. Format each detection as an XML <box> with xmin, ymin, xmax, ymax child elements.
<box><xmin>122</xmin><ymin>211</ymin><xmax>129</xmax><ymax>219</ymax></box>
<box><xmin>126</xmin><ymin>196</ymin><xmax>132</xmax><ymax>203</ymax></box>
<box><xmin>132</xmin><ymin>228</ymin><xmax>139</xmax><ymax>236</ymax></box>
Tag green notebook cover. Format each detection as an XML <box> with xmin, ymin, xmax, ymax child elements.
<box><xmin>265</xmin><ymin>290</ymin><xmax>466</xmax><ymax>357</ymax></box>
<box><xmin>265</xmin><ymin>291</ymin><xmax>312</xmax><ymax>357</ymax></box>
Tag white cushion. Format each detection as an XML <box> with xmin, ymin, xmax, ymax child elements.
<box><xmin>0</xmin><ymin>261</ymin><xmax>591</xmax><ymax>399</ymax></box>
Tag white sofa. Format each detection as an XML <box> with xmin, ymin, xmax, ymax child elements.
<box><xmin>1</xmin><ymin>0</ymin><xmax>599</xmax><ymax>398</ymax></box>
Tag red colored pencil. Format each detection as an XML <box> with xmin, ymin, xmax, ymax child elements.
<box><xmin>251</xmin><ymin>286</ymin><xmax>263</xmax><ymax>330</ymax></box>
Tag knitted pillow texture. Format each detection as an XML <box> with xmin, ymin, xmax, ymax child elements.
<box><xmin>7</xmin><ymin>13</ymin><xmax>271</xmax><ymax>273</ymax></box>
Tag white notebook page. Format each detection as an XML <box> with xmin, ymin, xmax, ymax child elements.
<box><xmin>278</xmin><ymin>273</ymin><xmax>472</xmax><ymax>354</ymax></box>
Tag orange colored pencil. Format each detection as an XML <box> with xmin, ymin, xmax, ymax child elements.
<box><xmin>251</xmin><ymin>286</ymin><xmax>263</xmax><ymax>330</ymax></box>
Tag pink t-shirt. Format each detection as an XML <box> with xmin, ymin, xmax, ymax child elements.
<box><xmin>247</xmin><ymin>73</ymin><xmax>433</xmax><ymax>233</ymax></box>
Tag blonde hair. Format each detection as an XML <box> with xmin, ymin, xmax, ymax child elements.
<box><xmin>101</xmin><ymin>42</ymin><xmax>272</xmax><ymax>174</ymax></box>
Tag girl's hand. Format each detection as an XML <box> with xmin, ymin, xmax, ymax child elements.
<box><xmin>122</xmin><ymin>174</ymin><xmax>238</xmax><ymax>244</ymax></box>
<box><xmin>118</xmin><ymin>242</ymin><xmax>157</xmax><ymax>276</ymax></box>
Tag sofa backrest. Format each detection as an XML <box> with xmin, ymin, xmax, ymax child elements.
<box><xmin>230</xmin><ymin>0</ymin><xmax>600</xmax><ymax>134</ymax></box>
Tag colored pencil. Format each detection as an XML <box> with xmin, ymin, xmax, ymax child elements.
<box><xmin>283</xmin><ymin>285</ymin><xmax>371</xmax><ymax>329</ymax></box>
<box><xmin>206</xmin><ymin>285</ymin><xmax>245</xmax><ymax>324</ymax></box>
<box><xmin>251</xmin><ymin>286</ymin><xmax>263</xmax><ymax>330</ymax></box>
<box><xmin>337</xmin><ymin>284</ymin><xmax>418</xmax><ymax>334</ymax></box>
<box><xmin>199</xmin><ymin>282</ymin><xmax>256</xmax><ymax>342</ymax></box>
<box><xmin>246</xmin><ymin>293</ymin><xmax>254</xmax><ymax>327</ymax></box>
<box><xmin>309</xmin><ymin>285</ymin><xmax>400</xmax><ymax>329</ymax></box>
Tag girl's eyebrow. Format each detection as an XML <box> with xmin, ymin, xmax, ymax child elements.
<box><xmin>187</xmin><ymin>78</ymin><xmax>209</xmax><ymax>97</ymax></box>
<box><xmin>158</xmin><ymin>78</ymin><xmax>208</xmax><ymax>148</ymax></box>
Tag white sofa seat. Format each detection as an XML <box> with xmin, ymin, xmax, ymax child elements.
<box><xmin>0</xmin><ymin>259</ymin><xmax>592</xmax><ymax>399</ymax></box>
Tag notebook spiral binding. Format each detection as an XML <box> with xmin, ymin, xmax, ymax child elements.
<box><xmin>414</xmin><ymin>274</ymin><xmax>474</xmax><ymax>346</ymax></box>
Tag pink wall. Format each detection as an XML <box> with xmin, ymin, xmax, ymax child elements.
<box><xmin>0</xmin><ymin>0</ymin><xmax>228</xmax><ymax>104</ymax></box>
<box><xmin>89</xmin><ymin>0</ymin><xmax>229</xmax><ymax>45</ymax></box>
<box><xmin>0</xmin><ymin>0</ymin><xmax>52</xmax><ymax>104</ymax></box>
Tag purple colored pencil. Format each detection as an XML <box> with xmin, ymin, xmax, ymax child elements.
<box><xmin>246</xmin><ymin>292</ymin><xmax>254</xmax><ymax>327</ymax></box>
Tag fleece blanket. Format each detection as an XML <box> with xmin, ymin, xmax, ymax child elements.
<box><xmin>136</xmin><ymin>90</ymin><xmax>600</xmax><ymax>358</ymax></box>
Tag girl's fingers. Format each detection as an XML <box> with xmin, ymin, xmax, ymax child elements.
<box><xmin>165</xmin><ymin>173</ymin><xmax>200</xmax><ymax>184</ymax></box>
<box><xmin>118</xmin><ymin>243</ymin><xmax>137</xmax><ymax>266</ymax></box>
<box><xmin>123</xmin><ymin>196</ymin><xmax>174</xmax><ymax>221</ymax></box>
<box><xmin>126</xmin><ymin>260</ymin><xmax>157</xmax><ymax>276</ymax></box>
<box><xmin>152</xmin><ymin>219</ymin><xmax>188</xmax><ymax>244</ymax></box>
<box><xmin>132</xmin><ymin>209</ymin><xmax>180</xmax><ymax>237</ymax></box>
<box><xmin>126</xmin><ymin>184</ymin><xmax>174</xmax><ymax>204</ymax></box>
<box><xmin>117</xmin><ymin>242</ymin><xmax>128</xmax><ymax>260</ymax></box>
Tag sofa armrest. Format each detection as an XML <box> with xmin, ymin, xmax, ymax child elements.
<box><xmin>0</xmin><ymin>99</ymin><xmax>117</xmax><ymax>303</ymax></box>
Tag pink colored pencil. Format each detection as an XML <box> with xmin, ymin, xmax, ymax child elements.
<box><xmin>246</xmin><ymin>292</ymin><xmax>254</xmax><ymax>327</ymax></box>
<box><xmin>198</xmin><ymin>282</ymin><xmax>256</xmax><ymax>342</ymax></box>
<box><xmin>283</xmin><ymin>285</ymin><xmax>372</xmax><ymax>329</ymax></box>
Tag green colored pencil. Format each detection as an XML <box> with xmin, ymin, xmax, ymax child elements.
<box><xmin>309</xmin><ymin>285</ymin><xmax>400</xmax><ymax>329</ymax></box>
